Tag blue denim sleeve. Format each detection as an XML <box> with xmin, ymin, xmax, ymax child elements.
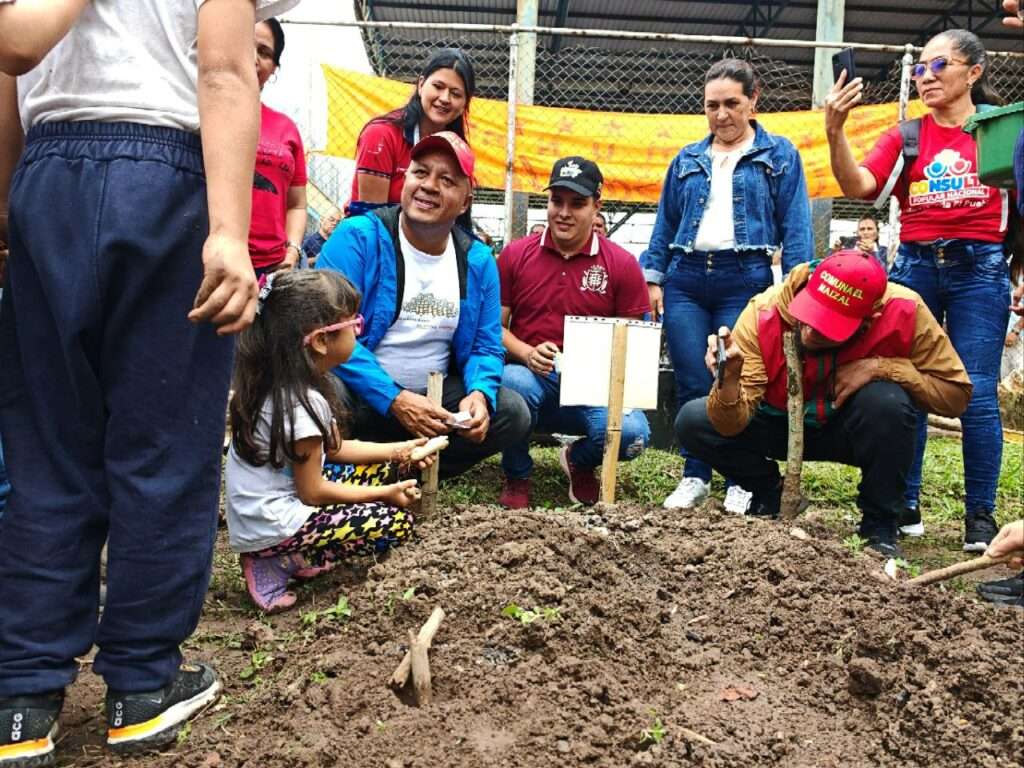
<box><xmin>775</xmin><ymin>142</ymin><xmax>814</xmax><ymax>275</ymax></box>
<box><xmin>460</xmin><ymin>251</ymin><xmax>504</xmax><ymax>412</ymax></box>
<box><xmin>640</xmin><ymin>156</ymin><xmax>683</xmax><ymax>285</ymax></box>
<box><xmin>1015</xmin><ymin>128</ymin><xmax>1023</xmax><ymax>218</ymax></box>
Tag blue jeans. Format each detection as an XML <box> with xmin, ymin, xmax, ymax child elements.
<box><xmin>500</xmin><ymin>364</ymin><xmax>650</xmax><ymax>478</ymax></box>
<box><xmin>889</xmin><ymin>240</ymin><xmax>1009</xmax><ymax>514</ymax></box>
<box><xmin>663</xmin><ymin>250</ymin><xmax>774</xmax><ymax>482</ymax></box>
<box><xmin>0</xmin><ymin>123</ymin><xmax>234</xmax><ymax>696</ymax></box>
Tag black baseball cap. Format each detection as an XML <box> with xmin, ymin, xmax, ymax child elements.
<box><xmin>545</xmin><ymin>156</ymin><xmax>603</xmax><ymax>198</ymax></box>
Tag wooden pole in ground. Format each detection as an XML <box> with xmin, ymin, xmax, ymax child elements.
<box><xmin>600</xmin><ymin>322</ymin><xmax>629</xmax><ymax>505</ymax></box>
<box><xmin>421</xmin><ymin>372</ymin><xmax>443</xmax><ymax>518</ymax></box>
<box><xmin>389</xmin><ymin>606</ymin><xmax>446</xmax><ymax>706</ymax></box>
<box><xmin>780</xmin><ymin>331</ymin><xmax>805</xmax><ymax>520</ymax></box>
<box><xmin>905</xmin><ymin>553</ymin><xmax>1017</xmax><ymax>587</ymax></box>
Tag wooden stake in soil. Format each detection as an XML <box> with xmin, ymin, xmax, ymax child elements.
<box><xmin>600</xmin><ymin>321</ymin><xmax>629</xmax><ymax>504</ymax></box>
<box><xmin>420</xmin><ymin>372</ymin><xmax>443</xmax><ymax>518</ymax></box>
<box><xmin>905</xmin><ymin>553</ymin><xmax>1017</xmax><ymax>587</ymax></box>
<box><xmin>780</xmin><ymin>331</ymin><xmax>806</xmax><ymax>520</ymax></box>
<box><xmin>389</xmin><ymin>606</ymin><xmax>445</xmax><ymax>706</ymax></box>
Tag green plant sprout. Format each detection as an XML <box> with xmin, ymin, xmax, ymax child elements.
<box><xmin>841</xmin><ymin>534</ymin><xmax>868</xmax><ymax>555</ymax></box>
<box><xmin>239</xmin><ymin>649</ymin><xmax>273</xmax><ymax>681</ymax></box>
<box><xmin>501</xmin><ymin>603</ymin><xmax>561</xmax><ymax>625</ymax></box>
<box><xmin>639</xmin><ymin>711</ymin><xmax>666</xmax><ymax>746</ymax></box>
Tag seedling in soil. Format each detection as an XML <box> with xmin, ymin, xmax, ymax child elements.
<box><xmin>239</xmin><ymin>650</ymin><xmax>273</xmax><ymax>681</ymax></box>
<box><xmin>177</xmin><ymin>721</ymin><xmax>192</xmax><ymax>746</ymax></box>
<box><xmin>402</xmin><ymin>587</ymin><xmax>417</xmax><ymax>601</ymax></box>
<box><xmin>501</xmin><ymin>603</ymin><xmax>560</xmax><ymax>625</ymax></box>
<box><xmin>309</xmin><ymin>670</ymin><xmax>328</xmax><ymax>685</ymax></box>
<box><xmin>304</xmin><ymin>595</ymin><xmax>353</xmax><ymax>628</ymax></box>
<box><xmin>842</xmin><ymin>534</ymin><xmax>869</xmax><ymax>556</ymax></box>
<box><xmin>639</xmin><ymin>711</ymin><xmax>667</xmax><ymax>747</ymax></box>
<box><xmin>890</xmin><ymin>558</ymin><xmax>923</xmax><ymax>578</ymax></box>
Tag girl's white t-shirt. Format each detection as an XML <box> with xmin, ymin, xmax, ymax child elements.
<box><xmin>225</xmin><ymin>389</ymin><xmax>331</xmax><ymax>553</ymax></box>
<box><xmin>17</xmin><ymin>0</ymin><xmax>299</xmax><ymax>133</ymax></box>
<box><xmin>694</xmin><ymin>135</ymin><xmax>756</xmax><ymax>252</ymax></box>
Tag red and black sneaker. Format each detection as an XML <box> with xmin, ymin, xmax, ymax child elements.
<box><xmin>559</xmin><ymin>445</ymin><xmax>598</xmax><ymax>506</ymax></box>
<box><xmin>499</xmin><ymin>477</ymin><xmax>531</xmax><ymax>509</ymax></box>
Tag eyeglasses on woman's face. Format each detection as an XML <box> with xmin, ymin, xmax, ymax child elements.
<box><xmin>911</xmin><ymin>56</ymin><xmax>970</xmax><ymax>80</ymax></box>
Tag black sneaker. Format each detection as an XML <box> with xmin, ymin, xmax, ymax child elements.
<box><xmin>897</xmin><ymin>506</ymin><xmax>924</xmax><ymax>538</ymax></box>
<box><xmin>858</xmin><ymin>519</ymin><xmax>904</xmax><ymax>559</ymax></box>
<box><xmin>963</xmin><ymin>511</ymin><xmax>998</xmax><ymax>554</ymax></box>
<box><xmin>747</xmin><ymin>480</ymin><xmax>782</xmax><ymax>519</ymax></box>
<box><xmin>0</xmin><ymin>691</ymin><xmax>63</xmax><ymax>768</ymax></box>
<box><xmin>106</xmin><ymin>662</ymin><xmax>221</xmax><ymax>755</ymax></box>
<box><xmin>976</xmin><ymin>572</ymin><xmax>1024</xmax><ymax>603</ymax></box>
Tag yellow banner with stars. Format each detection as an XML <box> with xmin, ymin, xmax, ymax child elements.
<box><xmin>324</xmin><ymin>65</ymin><xmax>927</xmax><ymax>203</ymax></box>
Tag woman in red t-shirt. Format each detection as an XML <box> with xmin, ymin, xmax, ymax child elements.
<box><xmin>824</xmin><ymin>29</ymin><xmax>1012</xmax><ymax>553</ymax></box>
<box><xmin>349</xmin><ymin>48</ymin><xmax>475</xmax><ymax>214</ymax></box>
<box><xmin>250</xmin><ymin>18</ymin><xmax>307</xmax><ymax>277</ymax></box>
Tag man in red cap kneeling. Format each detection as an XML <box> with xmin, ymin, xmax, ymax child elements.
<box><xmin>676</xmin><ymin>250</ymin><xmax>972</xmax><ymax>557</ymax></box>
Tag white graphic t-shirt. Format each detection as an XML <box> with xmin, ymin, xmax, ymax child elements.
<box><xmin>374</xmin><ymin>224</ymin><xmax>461</xmax><ymax>393</ymax></box>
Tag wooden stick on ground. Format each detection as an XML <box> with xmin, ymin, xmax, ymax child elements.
<box><xmin>420</xmin><ymin>372</ymin><xmax>444</xmax><ymax>518</ymax></box>
<box><xmin>780</xmin><ymin>331</ymin><xmax>805</xmax><ymax>520</ymax></box>
<box><xmin>599</xmin><ymin>321</ymin><xmax>629</xmax><ymax>504</ymax></box>
<box><xmin>389</xmin><ymin>606</ymin><xmax>445</xmax><ymax>706</ymax></box>
<box><xmin>905</xmin><ymin>553</ymin><xmax>1017</xmax><ymax>587</ymax></box>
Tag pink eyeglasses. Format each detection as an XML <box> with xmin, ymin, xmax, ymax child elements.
<box><xmin>303</xmin><ymin>314</ymin><xmax>364</xmax><ymax>346</ymax></box>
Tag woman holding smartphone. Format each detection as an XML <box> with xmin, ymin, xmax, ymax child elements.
<box><xmin>825</xmin><ymin>29</ymin><xmax>1013</xmax><ymax>552</ymax></box>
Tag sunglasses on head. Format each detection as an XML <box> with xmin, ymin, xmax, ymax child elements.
<box><xmin>303</xmin><ymin>314</ymin><xmax>364</xmax><ymax>347</ymax></box>
<box><xmin>911</xmin><ymin>56</ymin><xmax>969</xmax><ymax>80</ymax></box>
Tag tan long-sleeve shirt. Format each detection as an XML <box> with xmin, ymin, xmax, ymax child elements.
<box><xmin>707</xmin><ymin>263</ymin><xmax>973</xmax><ymax>437</ymax></box>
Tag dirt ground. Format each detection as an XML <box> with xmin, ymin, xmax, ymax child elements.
<box><xmin>58</xmin><ymin>503</ymin><xmax>1023</xmax><ymax>768</ymax></box>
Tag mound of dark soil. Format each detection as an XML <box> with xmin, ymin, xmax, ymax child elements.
<box><xmin>59</xmin><ymin>504</ymin><xmax>1022</xmax><ymax>767</ymax></box>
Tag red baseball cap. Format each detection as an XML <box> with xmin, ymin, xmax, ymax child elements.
<box><xmin>788</xmin><ymin>250</ymin><xmax>888</xmax><ymax>343</ymax></box>
<box><xmin>410</xmin><ymin>131</ymin><xmax>476</xmax><ymax>185</ymax></box>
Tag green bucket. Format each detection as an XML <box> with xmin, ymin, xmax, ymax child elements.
<box><xmin>963</xmin><ymin>101</ymin><xmax>1024</xmax><ymax>190</ymax></box>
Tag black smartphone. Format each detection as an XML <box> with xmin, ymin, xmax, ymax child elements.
<box><xmin>832</xmin><ymin>47</ymin><xmax>857</xmax><ymax>83</ymax></box>
<box><xmin>839</xmin><ymin>235</ymin><xmax>857</xmax><ymax>249</ymax></box>
<box><xmin>716</xmin><ymin>334</ymin><xmax>728</xmax><ymax>387</ymax></box>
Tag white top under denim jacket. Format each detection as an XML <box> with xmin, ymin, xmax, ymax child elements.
<box><xmin>641</xmin><ymin>120</ymin><xmax>814</xmax><ymax>282</ymax></box>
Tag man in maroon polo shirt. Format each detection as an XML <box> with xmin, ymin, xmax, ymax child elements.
<box><xmin>498</xmin><ymin>156</ymin><xmax>651</xmax><ymax>508</ymax></box>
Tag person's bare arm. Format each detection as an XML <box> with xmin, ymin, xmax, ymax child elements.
<box><xmin>823</xmin><ymin>71</ymin><xmax>879</xmax><ymax>199</ymax></box>
<box><xmin>356</xmin><ymin>173</ymin><xmax>391</xmax><ymax>204</ymax></box>
<box><xmin>501</xmin><ymin>305</ymin><xmax>558</xmax><ymax>374</ymax></box>
<box><xmin>291</xmin><ymin>437</ymin><xmax>419</xmax><ymax>507</ymax></box>
<box><xmin>282</xmin><ymin>184</ymin><xmax>307</xmax><ymax>269</ymax></box>
<box><xmin>0</xmin><ymin>73</ymin><xmax>23</xmax><ymax>282</ymax></box>
<box><xmin>0</xmin><ymin>0</ymin><xmax>88</xmax><ymax>75</ymax></box>
<box><xmin>188</xmin><ymin>0</ymin><xmax>259</xmax><ymax>335</ymax></box>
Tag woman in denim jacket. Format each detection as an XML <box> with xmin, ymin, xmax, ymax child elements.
<box><xmin>641</xmin><ymin>58</ymin><xmax>813</xmax><ymax>513</ymax></box>
<box><xmin>825</xmin><ymin>29</ymin><xmax>1013</xmax><ymax>552</ymax></box>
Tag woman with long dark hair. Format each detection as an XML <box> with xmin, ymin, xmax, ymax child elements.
<box><xmin>642</xmin><ymin>58</ymin><xmax>813</xmax><ymax>514</ymax></box>
<box><xmin>349</xmin><ymin>48</ymin><xmax>475</xmax><ymax>212</ymax></box>
<box><xmin>825</xmin><ymin>29</ymin><xmax>1013</xmax><ymax>552</ymax></box>
<box><xmin>249</xmin><ymin>17</ymin><xmax>308</xmax><ymax>276</ymax></box>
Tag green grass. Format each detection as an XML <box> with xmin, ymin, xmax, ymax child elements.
<box><xmin>437</xmin><ymin>436</ymin><xmax>1023</xmax><ymax>570</ymax></box>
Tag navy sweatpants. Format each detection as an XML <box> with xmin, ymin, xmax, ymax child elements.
<box><xmin>0</xmin><ymin>123</ymin><xmax>234</xmax><ymax>695</ymax></box>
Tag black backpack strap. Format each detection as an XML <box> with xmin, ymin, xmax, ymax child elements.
<box><xmin>873</xmin><ymin>117</ymin><xmax>921</xmax><ymax>210</ymax></box>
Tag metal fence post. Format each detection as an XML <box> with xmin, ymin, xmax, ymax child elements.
<box><xmin>504</xmin><ymin>29</ymin><xmax>519</xmax><ymax>245</ymax></box>
<box><xmin>810</xmin><ymin>0</ymin><xmax>846</xmax><ymax>257</ymax></box>
<box><xmin>507</xmin><ymin>0</ymin><xmax>539</xmax><ymax>243</ymax></box>
<box><xmin>886</xmin><ymin>46</ymin><xmax>915</xmax><ymax>261</ymax></box>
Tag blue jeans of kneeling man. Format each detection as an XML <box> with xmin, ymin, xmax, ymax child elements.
<box><xmin>501</xmin><ymin>364</ymin><xmax>650</xmax><ymax>478</ymax></box>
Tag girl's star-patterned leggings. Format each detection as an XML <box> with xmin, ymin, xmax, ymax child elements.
<box><xmin>254</xmin><ymin>462</ymin><xmax>413</xmax><ymax>566</ymax></box>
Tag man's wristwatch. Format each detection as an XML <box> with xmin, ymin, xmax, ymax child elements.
<box><xmin>285</xmin><ymin>241</ymin><xmax>302</xmax><ymax>260</ymax></box>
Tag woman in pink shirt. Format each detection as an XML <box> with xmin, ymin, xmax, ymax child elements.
<box><xmin>249</xmin><ymin>17</ymin><xmax>307</xmax><ymax>277</ymax></box>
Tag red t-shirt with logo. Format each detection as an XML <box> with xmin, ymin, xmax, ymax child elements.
<box><xmin>498</xmin><ymin>230</ymin><xmax>651</xmax><ymax>350</ymax></box>
<box><xmin>350</xmin><ymin>119</ymin><xmax>411</xmax><ymax>205</ymax></box>
<box><xmin>249</xmin><ymin>104</ymin><xmax>307</xmax><ymax>269</ymax></box>
<box><xmin>860</xmin><ymin>114</ymin><xmax>1007</xmax><ymax>243</ymax></box>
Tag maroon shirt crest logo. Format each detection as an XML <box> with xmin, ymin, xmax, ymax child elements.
<box><xmin>580</xmin><ymin>264</ymin><xmax>609</xmax><ymax>294</ymax></box>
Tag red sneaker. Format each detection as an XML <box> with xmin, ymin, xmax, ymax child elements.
<box><xmin>559</xmin><ymin>445</ymin><xmax>598</xmax><ymax>505</ymax></box>
<box><xmin>499</xmin><ymin>477</ymin><xmax>531</xmax><ymax>509</ymax></box>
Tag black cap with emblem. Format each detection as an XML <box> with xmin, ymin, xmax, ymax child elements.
<box><xmin>545</xmin><ymin>156</ymin><xmax>603</xmax><ymax>198</ymax></box>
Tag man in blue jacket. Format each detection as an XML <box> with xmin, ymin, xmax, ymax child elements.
<box><xmin>317</xmin><ymin>132</ymin><xmax>529</xmax><ymax>478</ymax></box>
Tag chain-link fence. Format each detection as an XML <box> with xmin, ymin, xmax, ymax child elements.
<box><xmin>296</xmin><ymin>20</ymin><xmax>1024</xmax><ymax>255</ymax></box>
